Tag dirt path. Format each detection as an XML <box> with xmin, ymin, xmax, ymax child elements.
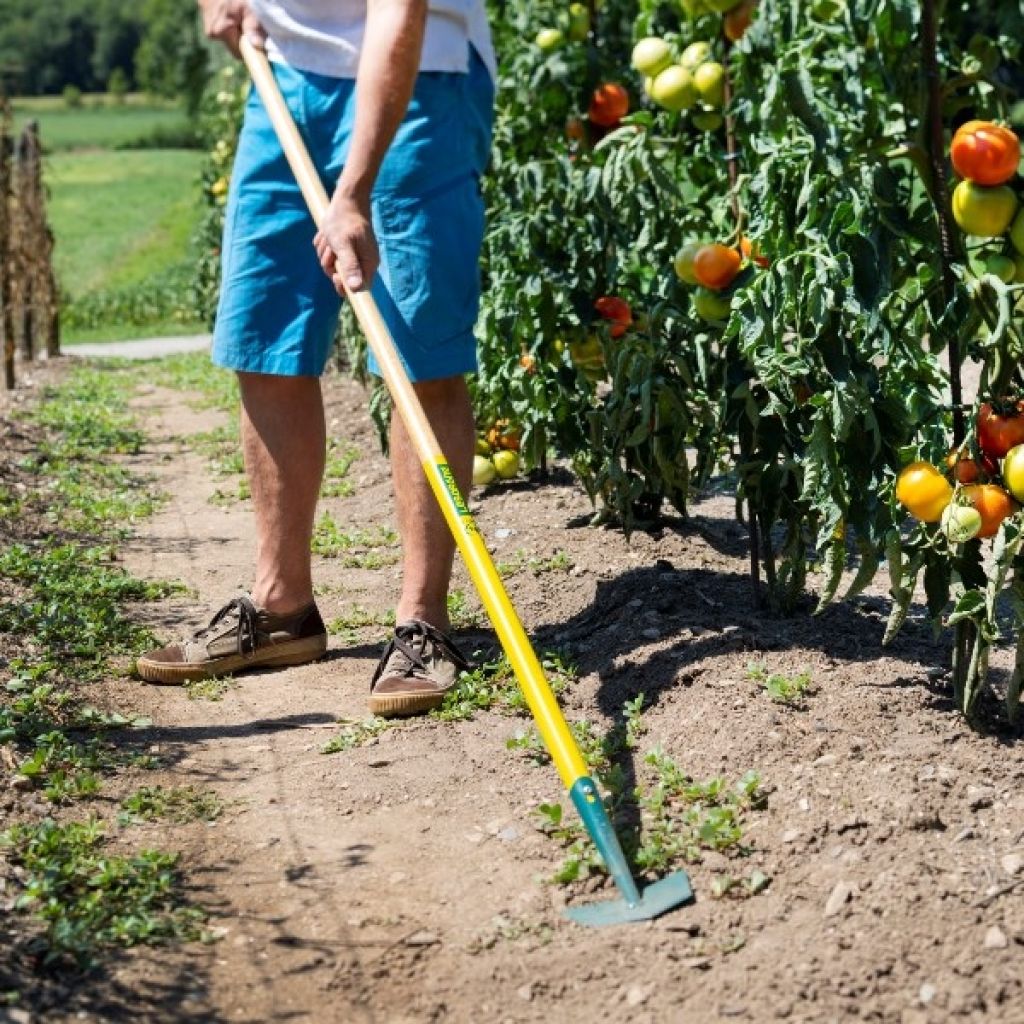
<box><xmin>70</xmin><ymin>369</ymin><xmax>1024</xmax><ymax>1024</ymax></box>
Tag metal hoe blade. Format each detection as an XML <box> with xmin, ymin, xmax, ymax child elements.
<box><xmin>563</xmin><ymin>871</ymin><xmax>694</xmax><ymax>928</ymax></box>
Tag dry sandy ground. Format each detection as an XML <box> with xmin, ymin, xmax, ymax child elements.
<box><xmin>19</xmin><ymin>364</ymin><xmax>1024</xmax><ymax>1024</ymax></box>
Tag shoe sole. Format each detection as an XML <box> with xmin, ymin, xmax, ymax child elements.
<box><xmin>135</xmin><ymin>634</ymin><xmax>328</xmax><ymax>685</ymax></box>
<box><xmin>368</xmin><ymin>690</ymin><xmax>446</xmax><ymax>718</ymax></box>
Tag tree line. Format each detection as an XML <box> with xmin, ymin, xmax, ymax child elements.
<box><xmin>0</xmin><ymin>0</ymin><xmax>209</xmax><ymax>110</ymax></box>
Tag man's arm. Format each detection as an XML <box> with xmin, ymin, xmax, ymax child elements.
<box><xmin>314</xmin><ymin>0</ymin><xmax>428</xmax><ymax>294</ymax></box>
<box><xmin>198</xmin><ymin>0</ymin><xmax>265</xmax><ymax>58</ymax></box>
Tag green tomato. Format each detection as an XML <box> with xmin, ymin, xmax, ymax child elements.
<box><xmin>694</xmin><ymin>288</ymin><xmax>731</xmax><ymax>322</ymax></box>
<box><xmin>694</xmin><ymin>62</ymin><xmax>726</xmax><ymax>108</ymax></box>
<box><xmin>492</xmin><ymin>450</ymin><xmax>520</xmax><ymax>479</ymax></box>
<box><xmin>1010</xmin><ymin>209</ymin><xmax>1024</xmax><ymax>256</ymax></box>
<box><xmin>673</xmin><ymin>241</ymin><xmax>702</xmax><ymax>284</ymax></box>
<box><xmin>1003</xmin><ymin>444</ymin><xmax>1024</xmax><ymax>502</ymax></box>
<box><xmin>567</xmin><ymin>3</ymin><xmax>590</xmax><ymax>41</ymax></box>
<box><xmin>472</xmin><ymin>455</ymin><xmax>496</xmax><ymax>486</ymax></box>
<box><xmin>648</xmin><ymin>65</ymin><xmax>697</xmax><ymax>112</ymax></box>
<box><xmin>535</xmin><ymin>27</ymin><xmax>564</xmax><ymax>51</ymax></box>
<box><xmin>985</xmin><ymin>253</ymin><xmax>1017</xmax><ymax>283</ymax></box>
<box><xmin>631</xmin><ymin>37</ymin><xmax>673</xmax><ymax>77</ymax></box>
<box><xmin>692</xmin><ymin>110</ymin><xmax>723</xmax><ymax>132</ymax></box>
<box><xmin>952</xmin><ymin>181</ymin><xmax>1018</xmax><ymax>238</ymax></box>
<box><xmin>679</xmin><ymin>41</ymin><xmax>712</xmax><ymax>70</ymax></box>
<box><xmin>940</xmin><ymin>503</ymin><xmax>983</xmax><ymax>543</ymax></box>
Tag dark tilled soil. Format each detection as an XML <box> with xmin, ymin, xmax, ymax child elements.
<box><xmin>6</xmin><ymin>362</ymin><xmax>1024</xmax><ymax>1024</ymax></box>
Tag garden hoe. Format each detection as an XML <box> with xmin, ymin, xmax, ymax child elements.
<box><xmin>240</xmin><ymin>37</ymin><xmax>694</xmax><ymax>928</ymax></box>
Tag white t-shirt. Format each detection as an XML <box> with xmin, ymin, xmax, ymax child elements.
<box><xmin>249</xmin><ymin>0</ymin><xmax>496</xmax><ymax>81</ymax></box>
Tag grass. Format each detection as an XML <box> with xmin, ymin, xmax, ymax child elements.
<box><xmin>184</xmin><ymin>677</ymin><xmax>237</xmax><ymax>702</ymax></box>
<box><xmin>321</xmin><ymin>717</ymin><xmax>393</xmax><ymax>754</ymax></box>
<box><xmin>62</xmin><ymin>319</ymin><xmax>207</xmax><ymax>345</ymax></box>
<box><xmin>46</xmin><ymin>149</ymin><xmax>203</xmax><ymax>302</ymax></box>
<box><xmin>12</xmin><ymin>94</ymin><xmax>192</xmax><ymax>152</ymax></box>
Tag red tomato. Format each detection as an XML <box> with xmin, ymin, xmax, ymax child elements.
<box><xmin>977</xmin><ymin>401</ymin><xmax>1024</xmax><ymax>458</ymax></box>
<box><xmin>963</xmin><ymin>483</ymin><xmax>1016</xmax><ymax>539</ymax></box>
<box><xmin>945</xmin><ymin>450</ymin><xmax>982</xmax><ymax>484</ymax></box>
<box><xmin>950</xmin><ymin>121</ymin><xmax>1020</xmax><ymax>187</ymax></box>
<box><xmin>588</xmin><ymin>84</ymin><xmax>629</xmax><ymax>128</ymax></box>
<box><xmin>594</xmin><ymin>295</ymin><xmax>633</xmax><ymax>338</ymax></box>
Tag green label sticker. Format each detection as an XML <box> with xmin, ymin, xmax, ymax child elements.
<box><xmin>436</xmin><ymin>462</ymin><xmax>471</xmax><ymax>518</ymax></box>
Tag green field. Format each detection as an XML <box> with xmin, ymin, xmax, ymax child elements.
<box><xmin>47</xmin><ymin>149</ymin><xmax>203</xmax><ymax>300</ymax></box>
<box><xmin>12</xmin><ymin>93</ymin><xmax>193</xmax><ymax>152</ymax></box>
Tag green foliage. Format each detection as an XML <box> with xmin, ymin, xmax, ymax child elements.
<box><xmin>746</xmin><ymin>663</ymin><xmax>814</xmax><ymax>705</ymax></box>
<box><xmin>520</xmin><ymin>696</ymin><xmax>768</xmax><ymax>885</ymax></box>
<box><xmin>133</xmin><ymin>0</ymin><xmax>209</xmax><ymax>114</ymax></box>
<box><xmin>0</xmin><ymin>819</ymin><xmax>205</xmax><ymax>967</ymax></box>
<box><xmin>310</xmin><ymin>515</ymin><xmax>399</xmax><ymax>565</ymax></box>
<box><xmin>433</xmin><ymin>649</ymin><xmax>577</xmax><ymax>722</ymax></box>
<box><xmin>321</xmin><ymin>716</ymin><xmax>393</xmax><ymax>754</ymax></box>
<box><xmin>119</xmin><ymin>785</ymin><xmax>224</xmax><ymax>825</ymax></box>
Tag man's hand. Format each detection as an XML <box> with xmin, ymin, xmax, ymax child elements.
<box><xmin>314</xmin><ymin>190</ymin><xmax>380</xmax><ymax>296</ymax></box>
<box><xmin>198</xmin><ymin>0</ymin><xmax>265</xmax><ymax>59</ymax></box>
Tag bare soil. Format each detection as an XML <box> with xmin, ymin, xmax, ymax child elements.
<box><xmin>15</xmin><ymin>364</ymin><xmax>1024</xmax><ymax>1024</ymax></box>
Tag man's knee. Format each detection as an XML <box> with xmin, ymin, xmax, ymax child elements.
<box><xmin>237</xmin><ymin>370</ymin><xmax>321</xmax><ymax>402</ymax></box>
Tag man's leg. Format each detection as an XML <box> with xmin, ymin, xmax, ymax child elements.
<box><xmin>238</xmin><ymin>371</ymin><xmax>326</xmax><ymax>613</ymax></box>
<box><xmin>390</xmin><ymin>374</ymin><xmax>474</xmax><ymax>630</ymax></box>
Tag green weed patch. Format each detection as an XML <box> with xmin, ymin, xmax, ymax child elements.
<box><xmin>1</xmin><ymin>819</ymin><xmax>206</xmax><ymax>968</ymax></box>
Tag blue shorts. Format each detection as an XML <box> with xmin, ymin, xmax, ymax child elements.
<box><xmin>212</xmin><ymin>48</ymin><xmax>494</xmax><ymax>381</ymax></box>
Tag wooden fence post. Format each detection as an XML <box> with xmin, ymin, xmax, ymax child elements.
<box><xmin>14</xmin><ymin>122</ymin><xmax>33</xmax><ymax>362</ymax></box>
<box><xmin>1</xmin><ymin>98</ymin><xmax>14</xmax><ymax>390</ymax></box>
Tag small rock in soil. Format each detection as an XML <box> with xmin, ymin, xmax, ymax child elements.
<box><xmin>782</xmin><ymin>829</ymin><xmax>801</xmax><ymax>844</ymax></box>
<box><xmin>516</xmin><ymin>983</ymin><xmax>533</xmax><ymax>1002</ymax></box>
<box><xmin>966</xmin><ymin>785</ymin><xmax>994</xmax><ymax>810</ymax></box>
<box><xmin>824</xmin><ymin>880</ymin><xmax>857</xmax><ymax>918</ymax></box>
<box><xmin>625</xmin><ymin>985</ymin><xmax>653</xmax><ymax>1007</ymax></box>
<box><xmin>984</xmin><ymin>925</ymin><xmax>1008</xmax><ymax>949</ymax></box>
<box><xmin>919</xmin><ymin>982</ymin><xmax>937</xmax><ymax>1004</ymax></box>
<box><xmin>1000</xmin><ymin>853</ymin><xmax>1024</xmax><ymax>877</ymax></box>
<box><xmin>405</xmin><ymin>930</ymin><xmax>440</xmax><ymax>947</ymax></box>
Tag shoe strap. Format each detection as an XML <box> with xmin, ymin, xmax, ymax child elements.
<box><xmin>371</xmin><ymin>620</ymin><xmax>469</xmax><ymax>689</ymax></box>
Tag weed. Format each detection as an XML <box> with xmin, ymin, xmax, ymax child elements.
<box><xmin>311</xmin><ymin>514</ymin><xmax>399</xmax><ymax>566</ymax></box>
<box><xmin>516</xmin><ymin>697</ymin><xmax>769</xmax><ymax>888</ymax></box>
<box><xmin>0</xmin><ymin>819</ymin><xmax>206</xmax><ymax>967</ymax></box>
<box><xmin>446</xmin><ymin>588</ymin><xmax>483</xmax><ymax>629</ymax></box>
<box><xmin>322</xmin><ymin>439</ymin><xmax>359</xmax><ymax>498</ymax></box>
<box><xmin>322</xmin><ymin>716</ymin><xmax>393</xmax><ymax>754</ymax></box>
<box><xmin>184</xmin><ymin>677</ymin><xmax>237</xmax><ymax>702</ymax></box>
<box><xmin>327</xmin><ymin>605</ymin><xmax>396</xmax><ymax>632</ymax></box>
<box><xmin>432</xmin><ymin>649</ymin><xmax>576</xmax><ymax>722</ymax></box>
<box><xmin>0</xmin><ymin>543</ymin><xmax>176</xmax><ymax>678</ymax></box>
<box><xmin>746</xmin><ymin>663</ymin><xmax>814</xmax><ymax>705</ymax></box>
<box><xmin>496</xmin><ymin>548</ymin><xmax>575</xmax><ymax>578</ymax></box>
<box><xmin>154</xmin><ymin>352</ymin><xmax>239</xmax><ymax>412</ymax></box>
<box><xmin>209</xmin><ymin>478</ymin><xmax>251</xmax><ymax>506</ymax></box>
<box><xmin>119</xmin><ymin>786</ymin><xmax>224</xmax><ymax>826</ymax></box>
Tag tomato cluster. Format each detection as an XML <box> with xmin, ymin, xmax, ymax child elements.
<box><xmin>948</xmin><ymin>121</ymin><xmax>1024</xmax><ymax>282</ymax></box>
<box><xmin>897</xmin><ymin>400</ymin><xmax>1024</xmax><ymax>542</ymax></box>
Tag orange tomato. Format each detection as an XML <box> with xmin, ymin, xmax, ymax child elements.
<box><xmin>594</xmin><ymin>295</ymin><xmax>633</xmax><ymax>338</ymax></box>
<box><xmin>950</xmin><ymin>121</ymin><xmax>1020</xmax><ymax>187</ymax></box>
<box><xmin>895</xmin><ymin>461</ymin><xmax>953</xmax><ymax>522</ymax></box>
<box><xmin>739</xmin><ymin>235</ymin><xmax>770</xmax><ymax>268</ymax></box>
<box><xmin>723</xmin><ymin>0</ymin><xmax>757</xmax><ymax>42</ymax></box>
<box><xmin>693</xmin><ymin>243</ymin><xmax>742</xmax><ymax>291</ymax></box>
<box><xmin>963</xmin><ymin>483</ymin><xmax>1016</xmax><ymax>538</ymax></box>
<box><xmin>588</xmin><ymin>83</ymin><xmax>629</xmax><ymax>128</ymax></box>
<box><xmin>519</xmin><ymin>353</ymin><xmax>537</xmax><ymax>374</ymax></box>
<box><xmin>565</xmin><ymin>117</ymin><xmax>586</xmax><ymax>143</ymax></box>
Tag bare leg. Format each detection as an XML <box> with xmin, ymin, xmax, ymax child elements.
<box><xmin>390</xmin><ymin>375</ymin><xmax>474</xmax><ymax>631</ymax></box>
<box><xmin>238</xmin><ymin>372</ymin><xmax>326</xmax><ymax>614</ymax></box>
